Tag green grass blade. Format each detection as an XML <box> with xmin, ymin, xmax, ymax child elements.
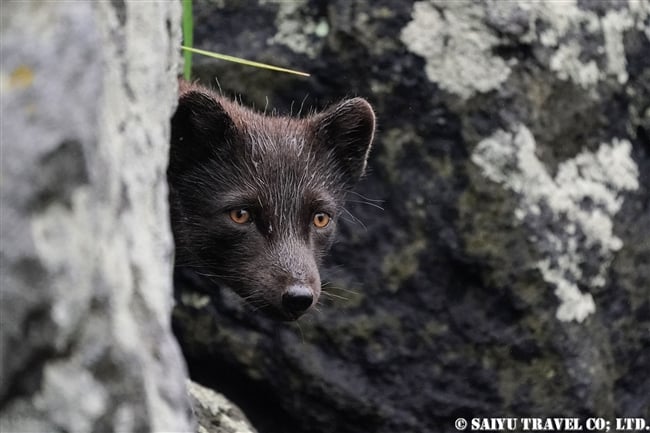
<box><xmin>180</xmin><ymin>46</ymin><xmax>310</xmax><ymax>77</ymax></box>
<box><xmin>182</xmin><ymin>0</ymin><xmax>194</xmax><ymax>80</ymax></box>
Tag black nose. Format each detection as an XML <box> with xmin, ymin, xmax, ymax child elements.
<box><xmin>281</xmin><ymin>285</ymin><xmax>314</xmax><ymax>317</ymax></box>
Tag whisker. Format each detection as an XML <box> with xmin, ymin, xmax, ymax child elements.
<box><xmin>320</xmin><ymin>291</ymin><xmax>350</xmax><ymax>301</ymax></box>
<box><xmin>345</xmin><ymin>199</ymin><xmax>384</xmax><ymax>210</ymax></box>
<box><xmin>342</xmin><ymin>208</ymin><xmax>367</xmax><ymax>230</ymax></box>
<box><xmin>324</xmin><ymin>285</ymin><xmax>360</xmax><ymax>295</ymax></box>
<box><xmin>347</xmin><ymin>190</ymin><xmax>384</xmax><ymax>203</ymax></box>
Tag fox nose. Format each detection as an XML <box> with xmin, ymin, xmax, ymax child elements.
<box><xmin>281</xmin><ymin>285</ymin><xmax>314</xmax><ymax>317</ymax></box>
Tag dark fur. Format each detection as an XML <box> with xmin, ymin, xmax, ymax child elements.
<box><xmin>168</xmin><ymin>80</ymin><xmax>374</xmax><ymax>320</ymax></box>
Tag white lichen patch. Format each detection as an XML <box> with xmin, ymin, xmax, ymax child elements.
<box><xmin>401</xmin><ymin>1</ymin><xmax>647</xmax><ymax>93</ymax></box>
<box><xmin>515</xmin><ymin>0</ymin><xmax>645</xmax><ymax>87</ymax></box>
<box><xmin>601</xmin><ymin>9</ymin><xmax>633</xmax><ymax>84</ymax></box>
<box><xmin>629</xmin><ymin>0</ymin><xmax>650</xmax><ymax>40</ymax></box>
<box><xmin>549</xmin><ymin>42</ymin><xmax>601</xmax><ymax>88</ymax></box>
<box><xmin>400</xmin><ymin>1</ymin><xmax>512</xmax><ymax>100</ymax></box>
<box><xmin>264</xmin><ymin>0</ymin><xmax>328</xmax><ymax>58</ymax></box>
<box><xmin>517</xmin><ymin>0</ymin><xmax>588</xmax><ymax>48</ymax></box>
<box><xmin>472</xmin><ymin>125</ymin><xmax>639</xmax><ymax>323</ymax></box>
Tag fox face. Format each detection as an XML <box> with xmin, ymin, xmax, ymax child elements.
<box><xmin>168</xmin><ymin>81</ymin><xmax>375</xmax><ymax>321</ymax></box>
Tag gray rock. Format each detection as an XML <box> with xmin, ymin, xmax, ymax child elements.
<box><xmin>188</xmin><ymin>380</ymin><xmax>258</xmax><ymax>433</ymax></box>
<box><xmin>0</xmin><ymin>2</ymin><xmax>193</xmax><ymax>431</ymax></box>
<box><xmin>174</xmin><ymin>1</ymin><xmax>650</xmax><ymax>432</ymax></box>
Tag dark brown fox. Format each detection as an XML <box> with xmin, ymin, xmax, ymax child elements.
<box><xmin>168</xmin><ymin>80</ymin><xmax>374</xmax><ymax>320</ymax></box>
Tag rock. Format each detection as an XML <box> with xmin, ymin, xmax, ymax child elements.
<box><xmin>188</xmin><ymin>380</ymin><xmax>258</xmax><ymax>433</ymax></box>
<box><xmin>0</xmin><ymin>2</ymin><xmax>193</xmax><ymax>431</ymax></box>
<box><xmin>174</xmin><ymin>1</ymin><xmax>650</xmax><ymax>432</ymax></box>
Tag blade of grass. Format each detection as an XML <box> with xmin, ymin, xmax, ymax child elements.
<box><xmin>181</xmin><ymin>46</ymin><xmax>310</xmax><ymax>77</ymax></box>
<box><xmin>182</xmin><ymin>0</ymin><xmax>193</xmax><ymax>80</ymax></box>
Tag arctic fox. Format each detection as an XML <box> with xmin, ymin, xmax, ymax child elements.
<box><xmin>168</xmin><ymin>80</ymin><xmax>375</xmax><ymax>320</ymax></box>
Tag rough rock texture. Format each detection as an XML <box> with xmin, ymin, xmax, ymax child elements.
<box><xmin>174</xmin><ymin>1</ymin><xmax>649</xmax><ymax>433</ymax></box>
<box><xmin>0</xmin><ymin>2</ymin><xmax>194</xmax><ymax>431</ymax></box>
<box><xmin>189</xmin><ymin>380</ymin><xmax>258</xmax><ymax>433</ymax></box>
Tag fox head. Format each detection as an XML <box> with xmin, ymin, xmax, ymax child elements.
<box><xmin>168</xmin><ymin>81</ymin><xmax>375</xmax><ymax>321</ymax></box>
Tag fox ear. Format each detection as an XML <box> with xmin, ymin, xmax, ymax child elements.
<box><xmin>170</xmin><ymin>91</ymin><xmax>235</xmax><ymax>174</ymax></box>
<box><xmin>313</xmin><ymin>98</ymin><xmax>375</xmax><ymax>184</ymax></box>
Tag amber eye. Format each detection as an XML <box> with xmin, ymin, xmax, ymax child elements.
<box><xmin>312</xmin><ymin>212</ymin><xmax>331</xmax><ymax>228</ymax></box>
<box><xmin>229</xmin><ymin>209</ymin><xmax>251</xmax><ymax>224</ymax></box>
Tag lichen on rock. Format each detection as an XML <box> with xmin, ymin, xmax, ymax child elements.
<box><xmin>0</xmin><ymin>2</ymin><xmax>197</xmax><ymax>431</ymax></box>
<box><xmin>265</xmin><ymin>0</ymin><xmax>329</xmax><ymax>58</ymax></box>
<box><xmin>400</xmin><ymin>1</ymin><xmax>512</xmax><ymax>99</ymax></box>
<box><xmin>472</xmin><ymin>124</ymin><xmax>639</xmax><ymax>322</ymax></box>
<box><xmin>189</xmin><ymin>381</ymin><xmax>258</xmax><ymax>433</ymax></box>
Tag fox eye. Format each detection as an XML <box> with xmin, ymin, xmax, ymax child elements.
<box><xmin>229</xmin><ymin>208</ymin><xmax>251</xmax><ymax>224</ymax></box>
<box><xmin>312</xmin><ymin>212</ymin><xmax>331</xmax><ymax>229</ymax></box>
